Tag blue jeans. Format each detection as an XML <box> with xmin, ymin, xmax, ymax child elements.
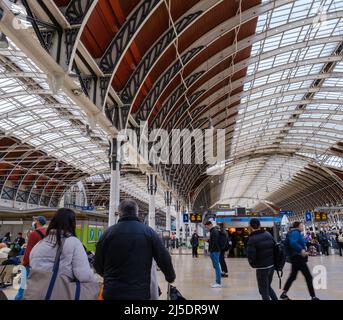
<box><xmin>210</xmin><ymin>252</ymin><xmax>221</xmax><ymax>284</ymax></box>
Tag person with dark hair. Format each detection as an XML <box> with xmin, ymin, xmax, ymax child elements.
<box><xmin>247</xmin><ymin>218</ymin><xmax>277</xmax><ymax>300</ymax></box>
<box><xmin>318</xmin><ymin>230</ymin><xmax>330</xmax><ymax>256</ymax></box>
<box><xmin>280</xmin><ymin>221</ymin><xmax>319</xmax><ymax>300</ymax></box>
<box><xmin>94</xmin><ymin>199</ymin><xmax>176</xmax><ymax>300</ymax></box>
<box><xmin>204</xmin><ymin>220</ymin><xmax>221</xmax><ymax>288</ymax></box>
<box><xmin>14</xmin><ymin>233</ymin><xmax>25</xmax><ymax>247</ymax></box>
<box><xmin>29</xmin><ymin>208</ymin><xmax>96</xmax><ymax>287</ymax></box>
<box><xmin>190</xmin><ymin>231</ymin><xmax>199</xmax><ymax>258</ymax></box>
<box><xmin>0</xmin><ymin>232</ymin><xmax>11</xmax><ymax>245</ymax></box>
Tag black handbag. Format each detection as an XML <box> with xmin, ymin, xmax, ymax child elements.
<box><xmin>167</xmin><ymin>284</ymin><xmax>186</xmax><ymax>300</ymax></box>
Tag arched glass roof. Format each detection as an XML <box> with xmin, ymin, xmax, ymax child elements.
<box><xmin>217</xmin><ymin>0</ymin><xmax>343</xmax><ymax>209</ymax></box>
<box><xmin>0</xmin><ymin>0</ymin><xmax>342</xmax><ymax>212</ymax></box>
<box><xmin>0</xmin><ymin>39</ymin><xmax>109</xmax><ymax>175</ymax></box>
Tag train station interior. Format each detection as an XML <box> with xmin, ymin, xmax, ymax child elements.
<box><xmin>0</xmin><ymin>0</ymin><xmax>342</xmax><ymax>300</ymax></box>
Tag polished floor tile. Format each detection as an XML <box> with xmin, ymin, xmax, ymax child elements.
<box><xmin>3</xmin><ymin>253</ymin><xmax>342</xmax><ymax>300</ymax></box>
<box><xmin>158</xmin><ymin>253</ymin><xmax>343</xmax><ymax>300</ymax></box>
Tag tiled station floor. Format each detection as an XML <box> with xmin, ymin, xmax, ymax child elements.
<box><xmin>3</xmin><ymin>253</ymin><xmax>343</xmax><ymax>300</ymax></box>
<box><xmin>158</xmin><ymin>253</ymin><xmax>343</xmax><ymax>300</ymax></box>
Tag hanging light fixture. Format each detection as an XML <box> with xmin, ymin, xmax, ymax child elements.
<box><xmin>91</xmin><ymin>182</ymin><xmax>95</xmax><ymax>187</ymax></box>
<box><xmin>54</xmin><ymin>162</ymin><xmax>60</xmax><ymax>172</ymax></box>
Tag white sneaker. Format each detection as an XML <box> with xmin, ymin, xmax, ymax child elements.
<box><xmin>211</xmin><ymin>283</ymin><xmax>222</xmax><ymax>288</ymax></box>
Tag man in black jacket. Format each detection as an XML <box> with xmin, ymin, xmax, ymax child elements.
<box><xmin>190</xmin><ymin>231</ymin><xmax>199</xmax><ymax>258</ymax></box>
<box><xmin>204</xmin><ymin>221</ymin><xmax>222</xmax><ymax>288</ymax></box>
<box><xmin>247</xmin><ymin>218</ymin><xmax>278</xmax><ymax>300</ymax></box>
<box><xmin>94</xmin><ymin>199</ymin><xmax>176</xmax><ymax>300</ymax></box>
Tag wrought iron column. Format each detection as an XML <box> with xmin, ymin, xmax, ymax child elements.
<box><xmin>164</xmin><ymin>190</ymin><xmax>172</xmax><ymax>231</ymax></box>
<box><xmin>109</xmin><ymin>138</ymin><xmax>121</xmax><ymax>226</ymax></box>
<box><xmin>147</xmin><ymin>174</ymin><xmax>157</xmax><ymax>230</ymax></box>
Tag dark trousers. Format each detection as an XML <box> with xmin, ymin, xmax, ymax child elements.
<box><xmin>219</xmin><ymin>250</ymin><xmax>228</xmax><ymax>274</ymax></box>
<box><xmin>283</xmin><ymin>255</ymin><xmax>315</xmax><ymax>298</ymax></box>
<box><xmin>339</xmin><ymin>243</ymin><xmax>343</xmax><ymax>256</ymax></box>
<box><xmin>192</xmin><ymin>246</ymin><xmax>198</xmax><ymax>257</ymax></box>
<box><xmin>322</xmin><ymin>245</ymin><xmax>329</xmax><ymax>256</ymax></box>
<box><xmin>256</xmin><ymin>267</ymin><xmax>278</xmax><ymax>300</ymax></box>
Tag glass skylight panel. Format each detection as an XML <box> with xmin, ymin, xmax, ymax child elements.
<box><xmin>323</xmin><ymin>78</ymin><xmax>343</xmax><ymax>87</ymax></box>
<box><xmin>0</xmin><ymin>43</ymin><xmax>109</xmax><ymax>176</ymax></box>
<box><xmin>333</xmin><ymin>61</ymin><xmax>343</xmax><ymax>72</ymax></box>
<box><xmin>269</xmin><ymin>4</ymin><xmax>292</xmax><ymax>28</ymax></box>
<box><xmin>229</xmin><ymin>0</ymin><xmax>343</xmax><ymax>208</ymax></box>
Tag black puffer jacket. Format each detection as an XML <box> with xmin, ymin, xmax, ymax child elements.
<box><xmin>94</xmin><ymin>216</ymin><xmax>176</xmax><ymax>300</ymax></box>
<box><xmin>247</xmin><ymin>230</ymin><xmax>275</xmax><ymax>268</ymax></box>
<box><xmin>209</xmin><ymin>227</ymin><xmax>221</xmax><ymax>253</ymax></box>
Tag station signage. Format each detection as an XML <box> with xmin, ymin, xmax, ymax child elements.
<box><xmin>190</xmin><ymin>213</ymin><xmax>202</xmax><ymax>223</ymax></box>
<box><xmin>183</xmin><ymin>213</ymin><xmax>189</xmax><ymax>223</ymax></box>
<box><xmin>217</xmin><ymin>204</ymin><xmax>231</xmax><ymax>210</ymax></box>
<box><xmin>279</xmin><ymin>210</ymin><xmax>294</xmax><ymax>216</ymax></box>
<box><xmin>215</xmin><ymin>209</ymin><xmax>236</xmax><ymax>216</ymax></box>
<box><xmin>314</xmin><ymin>212</ymin><xmax>328</xmax><ymax>222</ymax></box>
<box><xmin>305</xmin><ymin>211</ymin><xmax>312</xmax><ymax>222</ymax></box>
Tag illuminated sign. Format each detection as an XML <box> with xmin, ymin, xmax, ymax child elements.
<box><xmin>216</xmin><ymin>209</ymin><xmax>236</xmax><ymax>216</ymax></box>
<box><xmin>190</xmin><ymin>213</ymin><xmax>202</xmax><ymax>222</ymax></box>
<box><xmin>314</xmin><ymin>212</ymin><xmax>321</xmax><ymax>222</ymax></box>
<box><xmin>314</xmin><ymin>212</ymin><xmax>328</xmax><ymax>222</ymax></box>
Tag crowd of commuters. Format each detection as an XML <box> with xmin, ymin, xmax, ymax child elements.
<box><xmin>0</xmin><ymin>201</ymin><xmax>341</xmax><ymax>300</ymax></box>
<box><xmin>0</xmin><ymin>199</ymin><xmax>175</xmax><ymax>300</ymax></box>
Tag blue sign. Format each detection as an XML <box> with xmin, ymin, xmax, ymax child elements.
<box><xmin>305</xmin><ymin>211</ymin><xmax>312</xmax><ymax>222</ymax></box>
<box><xmin>183</xmin><ymin>213</ymin><xmax>189</xmax><ymax>223</ymax></box>
<box><xmin>280</xmin><ymin>210</ymin><xmax>294</xmax><ymax>216</ymax></box>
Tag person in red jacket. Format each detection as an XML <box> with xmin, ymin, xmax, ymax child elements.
<box><xmin>23</xmin><ymin>216</ymin><xmax>46</xmax><ymax>267</ymax></box>
<box><xmin>15</xmin><ymin>216</ymin><xmax>47</xmax><ymax>300</ymax></box>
